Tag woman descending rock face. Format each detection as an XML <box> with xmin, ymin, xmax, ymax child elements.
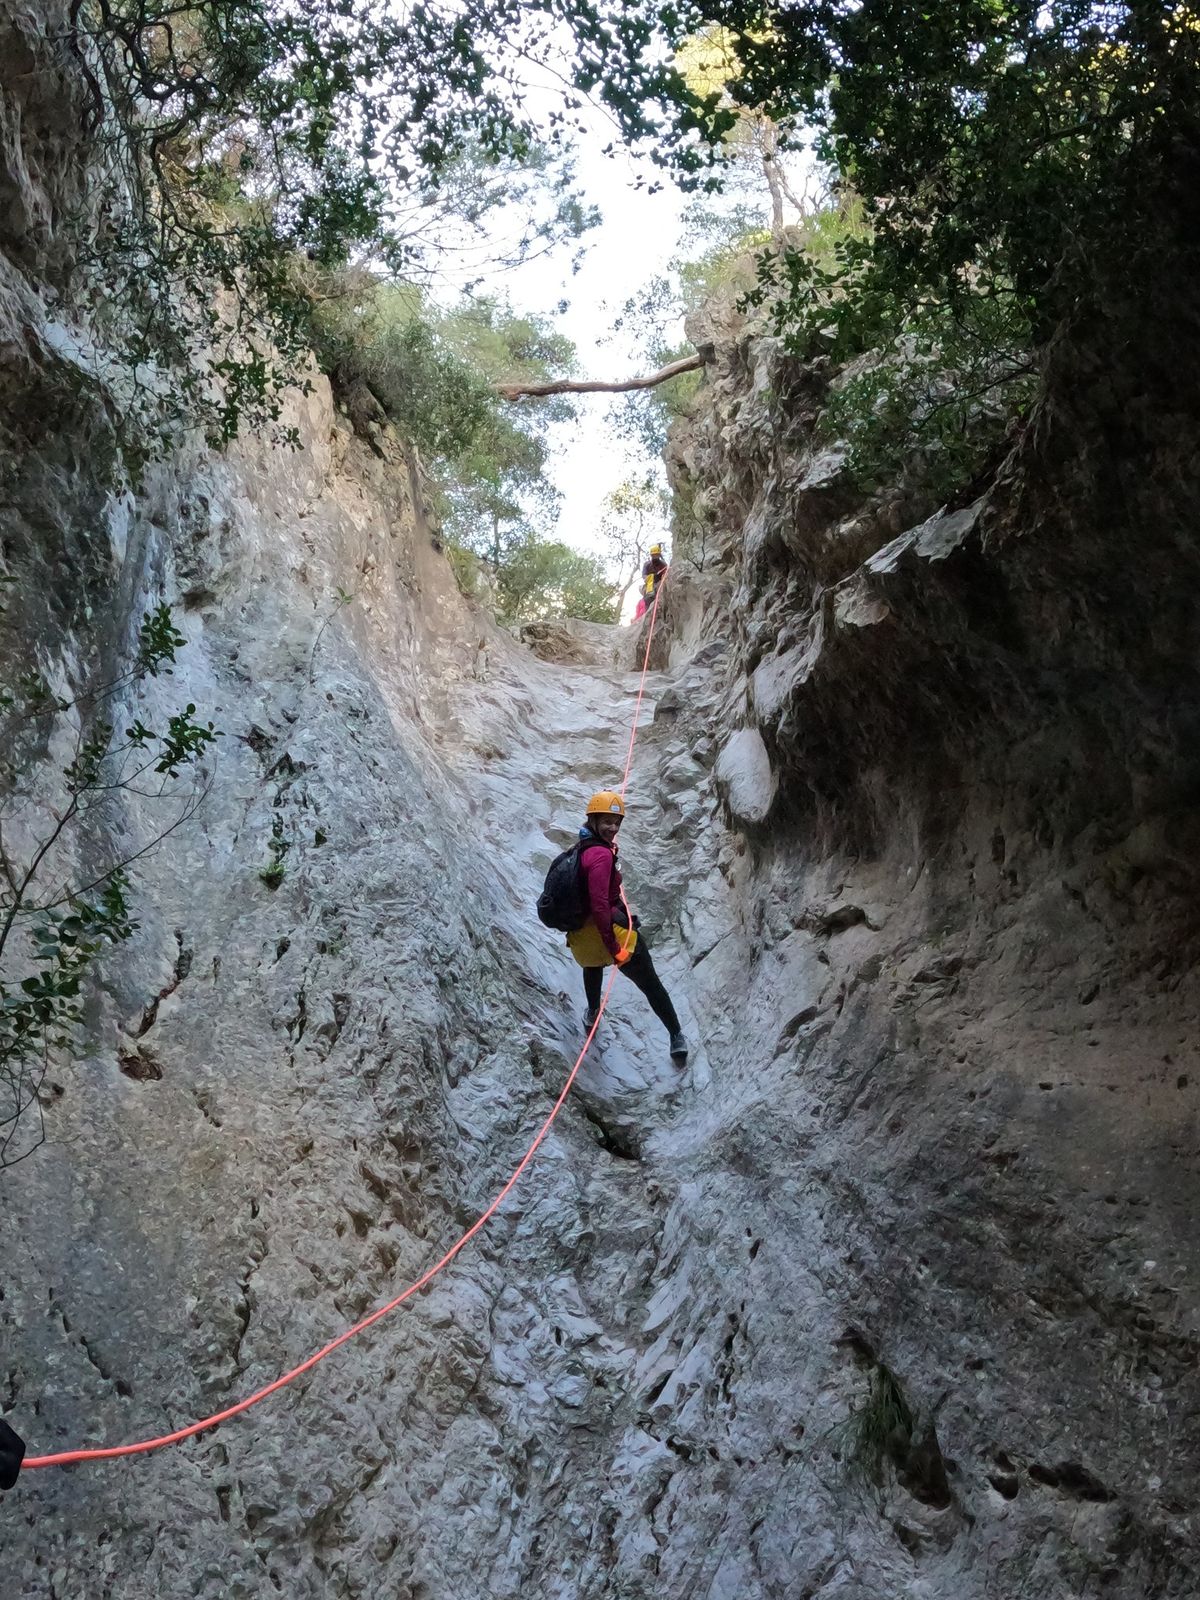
<box><xmin>633</xmin><ymin>544</ymin><xmax>668</xmax><ymax>621</ymax></box>
<box><xmin>567</xmin><ymin>790</ymin><xmax>688</xmax><ymax>1060</ymax></box>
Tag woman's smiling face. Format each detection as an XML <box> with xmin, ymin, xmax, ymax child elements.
<box><xmin>592</xmin><ymin>814</ymin><xmax>622</xmax><ymax>845</ymax></box>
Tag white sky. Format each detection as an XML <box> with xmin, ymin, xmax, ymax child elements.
<box><xmin>502</xmin><ymin>135</ymin><xmax>689</xmax><ymax>561</ymax></box>
<box><xmin>430</xmin><ymin>65</ymin><xmax>810</xmax><ymax>591</ymax></box>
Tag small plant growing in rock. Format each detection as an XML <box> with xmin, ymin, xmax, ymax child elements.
<box><xmin>837</xmin><ymin>1360</ymin><xmax>915</xmax><ymax>1491</ymax></box>
<box><xmin>836</xmin><ymin>1359</ymin><xmax>954</xmax><ymax>1511</ymax></box>
<box><xmin>259</xmin><ymin>816</ymin><xmax>289</xmax><ymax>888</ymax></box>
<box><xmin>0</xmin><ymin>606</ymin><xmax>219</xmax><ymax>1167</ymax></box>
<box><xmin>308</xmin><ymin>588</ymin><xmax>355</xmax><ymax>682</ymax></box>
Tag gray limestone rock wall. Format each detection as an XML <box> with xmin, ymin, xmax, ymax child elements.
<box><xmin>0</xmin><ymin>344</ymin><xmax>661</xmax><ymax>1596</ymax></box>
<box><xmin>0</xmin><ymin>27</ymin><xmax>694</xmax><ymax>1583</ymax></box>
<box><xmin>0</xmin><ymin>310</ymin><xmax>710</xmax><ymax>1595</ymax></box>
<box><xmin>635</xmin><ymin>300</ymin><xmax>1200</xmax><ymax>1597</ymax></box>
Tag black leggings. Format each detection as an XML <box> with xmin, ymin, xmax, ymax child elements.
<box><xmin>584</xmin><ymin>928</ymin><xmax>680</xmax><ymax>1035</ymax></box>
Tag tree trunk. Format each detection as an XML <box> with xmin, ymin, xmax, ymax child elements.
<box><xmin>760</xmin><ymin>116</ymin><xmax>786</xmax><ymax>242</ymax></box>
<box><xmin>497</xmin><ymin>353</ymin><xmax>702</xmax><ymax>402</ymax></box>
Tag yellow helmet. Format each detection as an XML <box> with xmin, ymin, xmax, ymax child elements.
<box><xmin>585</xmin><ymin>790</ymin><xmax>625</xmax><ymax>818</ymax></box>
<box><xmin>649</xmin><ymin>543</ymin><xmax>663</xmax><ymax>557</ymax></box>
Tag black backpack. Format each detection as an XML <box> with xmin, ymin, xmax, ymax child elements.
<box><xmin>0</xmin><ymin>1416</ymin><xmax>25</xmax><ymax>1489</ymax></box>
<box><xmin>537</xmin><ymin>841</ymin><xmax>590</xmax><ymax>932</ymax></box>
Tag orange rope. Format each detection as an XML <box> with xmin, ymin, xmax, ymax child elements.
<box><xmin>20</xmin><ymin>584</ymin><xmax>668</xmax><ymax>1473</ymax></box>
<box><xmin>23</xmin><ymin>984</ymin><xmax>616</xmax><ymax>1469</ymax></box>
<box><xmin>613</xmin><ymin>574</ymin><xmax>664</xmax><ymax>940</ymax></box>
<box><xmin>620</xmin><ymin>571</ymin><xmax>665</xmax><ymax>801</ymax></box>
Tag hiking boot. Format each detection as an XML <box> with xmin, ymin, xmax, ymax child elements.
<box><xmin>583</xmin><ymin>1007</ymin><xmax>601</xmax><ymax>1033</ymax></box>
<box><xmin>668</xmin><ymin>1030</ymin><xmax>688</xmax><ymax>1060</ymax></box>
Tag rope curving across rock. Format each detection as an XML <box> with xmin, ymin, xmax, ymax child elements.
<box><xmin>19</xmin><ymin>578</ymin><xmax>667</xmax><ymax>1474</ymax></box>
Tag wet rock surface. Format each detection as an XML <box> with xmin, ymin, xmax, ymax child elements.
<box><xmin>0</xmin><ymin>357</ymin><xmax>701</xmax><ymax>1596</ymax></box>
<box><xmin>3</xmin><ymin>353</ymin><xmax>1198</xmax><ymax>1597</ymax></box>
<box><xmin>647</xmin><ymin>301</ymin><xmax>1200</xmax><ymax>1599</ymax></box>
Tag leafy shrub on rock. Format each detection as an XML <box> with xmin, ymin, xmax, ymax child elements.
<box><xmin>309</xmin><ymin>274</ymin><xmax>608</xmax><ymax>623</ymax></box>
<box><xmin>0</xmin><ymin>606</ymin><xmax>219</xmax><ymax>1167</ymax></box>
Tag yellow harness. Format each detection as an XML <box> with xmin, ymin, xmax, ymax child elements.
<box><xmin>567</xmin><ymin>921</ymin><xmax>637</xmax><ymax>968</ymax></box>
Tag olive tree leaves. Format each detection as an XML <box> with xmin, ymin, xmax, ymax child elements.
<box><xmin>0</xmin><ymin>605</ymin><xmax>219</xmax><ymax>1168</ymax></box>
<box><xmin>61</xmin><ymin>0</ymin><xmax>679</xmax><ymax>450</ymax></box>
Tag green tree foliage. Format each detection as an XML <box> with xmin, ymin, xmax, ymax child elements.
<box><xmin>597</xmin><ymin>477</ymin><xmax>671</xmax><ymax>614</ymax></box>
<box><xmin>818</xmin><ymin>298</ymin><xmax>1038</xmax><ymax>499</ymax></box>
<box><xmin>496</xmin><ymin>536</ymin><xmax>617</xmax><ymax>624</ymax></box>
<box><xmin>433</xmin><ymin>306</ymin><xmax>621</xmax><ymax>622</ymax></box>
<box><xmin>309</xmin><ymin>274</ymin><xmax>570</xmax><ymax>486</ymax></box>
<box><xmin>675</xmin><ymin>25</ymin><xmax>820</xmax><ymax>237</ymax></box>
<box><xmin>613</xmin><ymin>202</ymin><xmax>767</xmax><ymax>460</ymax></box>
<box><xmin>310</xmin><ymin>276</ymin><xmax>497</xmax><ymax>459</ymax></box>
<box><xmin>444</xmin><ymin>413</ymin><xmax>557</xmax><ymax>572</ymax></box>
<box><xmin>0</xmin><ymin>606</ymin><xmax>219</xmax><ymax>1167</ymax></box>
<box><xmin>533</xmin><ymin>4</ymin><xmax>1200</xmax><ymax>505</ymax></box>
<box><xmin>437</xmin><ymin>299</ymin><xmax>576</xmax><ymax>564</ymax></box>
<box><xmin>383</xmin><ymin>141</ymin><xmax>601</xmax><ymax>289</ymax></box>
<box><xmin>630</xmin><ymin>1</ymin><xmax>1200</xmax><ymax>505</ymax></box>
<box><xmin>309</xmin><ymin>272</ymin><xmax>608</xmax><ymax>620</ymax></box>
<box><xmin>63</xmin><ymin>4</ymin><xmax>1185</xmax><ymax>596</ymax></box>
<box><xmin>71</xmin><ymin>2</ymin><xmax>1194</xmax><ymax>451</ymax></box>
<box><xmin>67</xmin><ymin>4</ymin><xmax>611</xmax><ymax>445</ymax></box>
<box><xmin>659</xmin><ymin>2</ymin><xmax>1200</xmax><ymax>349</ymax></box>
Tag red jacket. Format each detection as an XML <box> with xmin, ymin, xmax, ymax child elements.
<box><xmin>580</xmin><ymin>837</ymin><xmax>624</xmax><ymax>958</ymax></box>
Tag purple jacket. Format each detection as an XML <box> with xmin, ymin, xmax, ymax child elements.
<box><xmin>579</xmin><ymin>836</ymin><xmax>623</xmax><ymax>958</ymax></box>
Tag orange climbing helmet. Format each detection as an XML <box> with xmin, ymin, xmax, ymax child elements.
<box><xmin>585</xmin><ymin>790</ymin><xmax>625</xmax><ymax>818</ymax></box>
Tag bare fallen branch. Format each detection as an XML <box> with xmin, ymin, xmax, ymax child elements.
<box><xmin>497</xmin><ymin>352</ymin><xmax>703</xmax><ymax>401</ymax></box>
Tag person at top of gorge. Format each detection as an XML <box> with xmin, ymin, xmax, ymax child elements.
<box><xmin>634</xmin><ymin>543</ymin><xmax>668</xmax><ymax>620</ymax></box>
<box><xmin>642</xmin><ymin>543</ymin><xmax>668</xmax><ymax>599</ymax></box>
<box><xmin>568</xmin><ymin>790</ymin><xmax>688</xmax><ymax>1060</ymax></box>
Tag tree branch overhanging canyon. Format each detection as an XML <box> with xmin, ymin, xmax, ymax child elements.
<box><xmin>496</xmin><ymin>352</ymin><xmax>702</xmax><ymax>401</ymax></box>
